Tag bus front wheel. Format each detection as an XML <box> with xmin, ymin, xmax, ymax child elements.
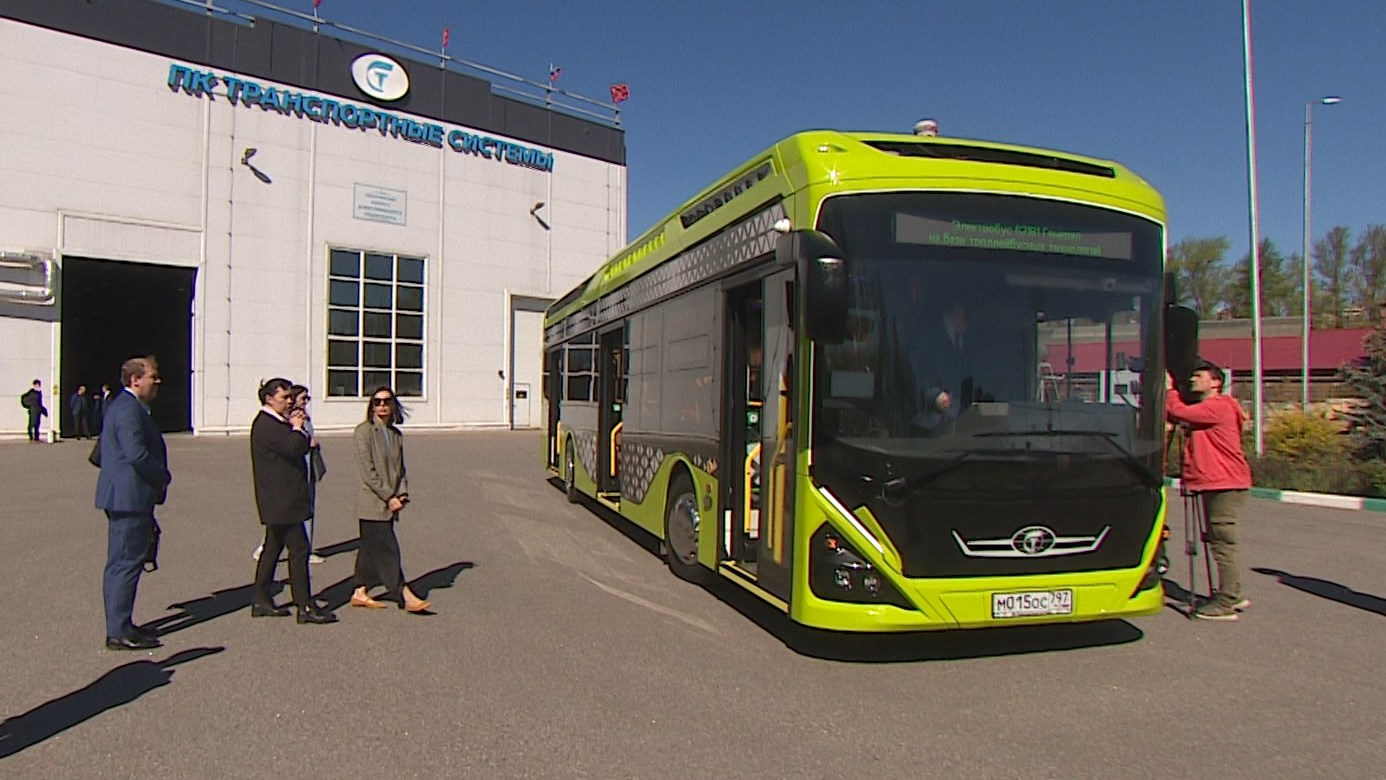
<box><xmin>564</xmin><ymin>439</ymin><xmax>579</xmax><ymax>503</ymax></box>
<box><xmin>664</xmin><ymin>474</ymin><xmax>705</xmax><ymax>582</ymax></box>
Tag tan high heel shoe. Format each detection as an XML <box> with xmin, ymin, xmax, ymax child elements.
<box><xmin>350</xmin><ymin>594</ymin><xmax>389</xmax><ymax>609</ymax></box>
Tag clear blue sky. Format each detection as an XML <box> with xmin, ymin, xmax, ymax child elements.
<box><xmin>204</xmin><ymin>0</ymin><xmax>1383</xmax><ymax>259</ymax></box>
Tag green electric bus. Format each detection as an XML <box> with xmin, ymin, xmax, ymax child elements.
<box><xmin>543</xmin><ymin>128</ymin><xmax>1181</xmax><ymax>632</ymax></box>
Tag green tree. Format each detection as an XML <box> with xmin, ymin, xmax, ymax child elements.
<box><xmin>1340</xmin><ymin>321</ymin><xmax>1386</xmax><ymax>459</ymax></box>
<box><xmin>1226</xmin><ymin>238</ymin><xmax>1291</xmax><ymax>318</ymax></box>
<box><xmin>1285</xmin><ymin>251</ymin><xmax>1305</xmax><ymax>315</ymax></box>
<box><xmin>1166</xmin><ymin>237</ymin><xmax>1229</xmax><ymax>317</ymax></box>
<box><xmin>1314</xmin><ymin>225</ymin><xmax>1353</xmax><ymax>327</ymax></box>
<box><xmin>1348</xmin><ymin>225</ymin><xmax>1386</xmax><ymax>322</ymax></box>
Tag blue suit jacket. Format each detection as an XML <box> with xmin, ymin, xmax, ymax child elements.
<box><xmin>94</xmin><ymin>390</ymin><xmax>171</xmax><ymax>513</ymax></box>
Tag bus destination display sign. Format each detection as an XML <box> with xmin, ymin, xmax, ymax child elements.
<box><xmin>896</xmin><ymin>213</ymin><xmax>1133</xmax><ymax>260</ymax></box>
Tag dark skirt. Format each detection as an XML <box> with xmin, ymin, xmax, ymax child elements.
<box><xmin>354</xmin><ymin>518</ymin><xmax>406</xmax><ymax>599</ymax></box>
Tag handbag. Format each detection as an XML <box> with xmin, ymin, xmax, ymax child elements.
<box><xmin>309</xmin><ymin>446</ymin><xmax>327</xmax><ymax>482</ymax></box>
<box><xmin>143</xmin><ymin>518</ymin><xmax>162</xmax><ymax>573</ymax></box>
<box><xmin>88</xmin><ymin>436</ymin><xmax>102</xmax><ymax>468</ymax></box>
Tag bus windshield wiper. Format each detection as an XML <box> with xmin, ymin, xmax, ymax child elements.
<box><xmin>861</xmin><ymin>452</ymin><xmax>973</xmax><ymax>500</ymax></box>
<box><xmin>971</xmin><ymin>429</ymin><xmax>1162</xmax><ymax>489</ymax></box>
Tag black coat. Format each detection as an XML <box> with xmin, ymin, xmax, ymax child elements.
<box><xmin>249</xmin><ymin>410</ymin><xmax>311</xmax><ymax>526</ymax></box>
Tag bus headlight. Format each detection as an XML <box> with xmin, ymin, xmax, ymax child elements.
<box><xmin>809</xmin><ymin>524</ymin><xmax>911</xmax><ymax>608</ymax></box>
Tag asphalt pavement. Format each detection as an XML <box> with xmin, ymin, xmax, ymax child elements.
<box><xmin>1</xmin><ymin>430</ymin><xmax>1383</xmax><ymax>779</ymax></box>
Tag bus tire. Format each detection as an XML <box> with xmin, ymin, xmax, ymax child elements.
<box><xmin>664</xmin><ymin>473</ymin><xmax>705</xmax><ymax>583</ymax></box>
<box><xmin>564</xmin><ymin>439</ymin><xmax>579</xmax><ymax>503</ymax></box>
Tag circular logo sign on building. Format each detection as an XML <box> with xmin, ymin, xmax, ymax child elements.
<box><xmin>351</xmin><ymin>53</ymin><xmax>409</xmax><ymax>101</ymax></box>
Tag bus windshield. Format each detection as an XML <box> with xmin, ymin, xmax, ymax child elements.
<box><xmin>811</xmin><ymin>192</ymin><xmax>1166</xmax><ymax>501</ymax></box>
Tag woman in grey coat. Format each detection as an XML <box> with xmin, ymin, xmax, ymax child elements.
<box><xmin>350</xmin><ymin>386</ymin><xmax>431</xmax><ymax>612</ymax></box>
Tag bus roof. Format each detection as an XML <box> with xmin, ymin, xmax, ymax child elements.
<box><xmin>546</xmin><ymin>129</ymin><xmax>1164</xmax><ymax>325</ymax></box>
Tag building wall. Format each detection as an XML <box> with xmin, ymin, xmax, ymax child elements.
<box><xmin>0</xmin><ymin>16</ymin><xmax>625</xmax><ymax>436</ymax></box>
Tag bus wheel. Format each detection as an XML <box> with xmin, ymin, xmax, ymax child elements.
<box><xmin>664</xmin><ymin>474</ymin><xmax>704</xmax><ymax>582</ymax></box>
<box><xmin>564</xmin><ymin>439</ymin><xmax>579</xmax><ymax>503</ymax></box>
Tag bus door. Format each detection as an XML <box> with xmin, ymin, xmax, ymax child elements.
<box><xmin>755</xmin><ymin>269</ymin><xmax>795</xmax><ymax>599</ymax></box>
<box><xmin>545</xmin><ymin>346</ymin><xmax>562</xmax><ymax>469</ymax></box>
<box><xmin>722</xmin><ymin>282</ymin><xmax>763</xmax><ymax>572</ymax></box>
<box><xmin>596</xmin><ymin>325</ymin><xmax>626</xmax><ymax>497</ymax></box>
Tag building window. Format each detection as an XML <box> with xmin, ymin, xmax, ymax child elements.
<box><xmin>327</xmin><ymin>248</ymin><xmax>426</xmax><ymax>398</ymax></box>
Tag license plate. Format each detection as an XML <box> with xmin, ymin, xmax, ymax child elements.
<box><xmin>991</xmin><ymin>589</ymin><xmax>1073</xmax><ymax>619</ymax></box>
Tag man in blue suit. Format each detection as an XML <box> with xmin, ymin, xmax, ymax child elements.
<box><xmin>95</xmin><ymin>356</ymin><xmax>171</xmax><ymax>650</ymax></box>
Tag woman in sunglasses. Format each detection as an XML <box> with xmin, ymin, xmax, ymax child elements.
<box><xmin>350</xmin><ymin>387</ymin><xmax>431</xmax><ymax>612</ymax></box>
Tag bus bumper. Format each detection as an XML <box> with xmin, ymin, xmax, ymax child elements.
<box><xmin>792</xmin><ymin>570</ymin><xmax>1165</xmax><ymax>632</ymax></box>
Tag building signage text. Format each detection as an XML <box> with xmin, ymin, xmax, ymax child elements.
<box><xmin>353</xmin><ymin>184</ymin><xmax>407</xmax><ymax>226</ymax></box>
<box><xmin>166</xmin><ymin>63</ymin><xmax>555</xmax><ymax>172</ymax></box>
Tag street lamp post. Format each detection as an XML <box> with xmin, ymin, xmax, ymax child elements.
<box><xmin>1302</xmin><ymin>95</ymin><xmax>1343</xmax><ymax>411</ymax></box>
<box><xmin>1242</xmin><ymin>0</ymin><xmax>1265</xmax><ymax>456</ymax></box>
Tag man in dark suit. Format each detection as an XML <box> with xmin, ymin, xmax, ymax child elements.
<box><xmin>249</xmin><ymin>377</ymin><xmax>337</xmax><ymax>625</ymax></box>
<box><xmin>69</xmin><ymin>384</ymin><xmax>92</xmax><ymax>439</ymax></box>
<box><xmin>20</xmin><ymin>379</ymin><xmax>46</xmax><ymax>442</ymax></box>
<box><xmin>912</xmin><ymin>301</ymin><xmax>976</xmax><ymax>430</ymax></box>
<box><xmin>94</xmin><ymin>357</ymin><xmax>170</xmax><ymax>650</ymax></box>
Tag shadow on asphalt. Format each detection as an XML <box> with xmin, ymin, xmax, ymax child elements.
<box><xmin>552</xmin><ymin>478</ymin><xmax>1145</xmax><ymax>662</ymax></box>
<box><xmin>1160</xmin><ymin>578</ymin><xmax>1205</xmax><ymax>618</ymax></box>
<box><xmin>0</xmin><ymin>647</ymin><xmax>224</xmax><ymax>759</ymax></box>
<box><xmin>314</xmin><ymin>561</ymin><xmax>475</xmax><ymax>613</ymax></box>
<box><xmin>1254</xmin><ymin>567</ymin><xmax>1386</xmax><ymax>617</ymax></box>
<box><xmin>314</xmin><ymin>537</ymin><xmax>361</xmax><ymax>559</ymax></box>
<box><xmin>145</xmin><ymin>545</ymin><xmax>472</xmax><ymax>628</ymax></box>
<box><xmin>146</xmin><ymin>584</ymin><xmax>265</xmax><ymax>635</ymax></box>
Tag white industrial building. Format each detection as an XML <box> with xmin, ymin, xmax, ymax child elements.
<box><xmin>0</xmin><ymin>0</ymin><xmax>626</xmax><ymax>437</ymax></box>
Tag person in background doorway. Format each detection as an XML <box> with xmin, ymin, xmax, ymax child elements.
<box><xmin>1165</xmin><ymin>359</ymin><xmax>1253</xmax><ymax>622</ymax></box>
<box><xmin>89</xmin><ymin>385</ymin><xmax>107</xmax><ymax>435</ymax></box>
<box><xmin>248</xmin><ymin>377</ymin><xmax>337</xmax><ymax>625</ymax></box>
<box><xmin>20</xmin><ymin>379</ymin><xmax>46</xmax><ymax>442</ymax></box>
<box><xmin>70</xmin><ymin>383</ymin><xmax>92</xmax><ymax>440</ymax></box>
<box><xmin>350</xmin><ymin>386</ymin><xmax>431</xmax><ymax>613</ymax></box>
<box><xmin>94</xmin><ymin>357</ymin><xmax>170</xmax><ymax>650</ymax></box>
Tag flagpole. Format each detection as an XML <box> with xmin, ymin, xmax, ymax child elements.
<box><xmin>1242</xmin><ymin>0</ymin><xmax>1265</xmax><ymax>456</ymax></box>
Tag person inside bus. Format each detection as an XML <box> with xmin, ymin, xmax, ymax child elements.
<box><xmin>909</xmin><ymin>300</ymin><xmax>976</xmax><ymax>431</ymax></box>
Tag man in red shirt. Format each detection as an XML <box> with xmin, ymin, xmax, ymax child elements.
<box><xmin>1166</xmin><ymin>359</ymin><xmax>1252</xmax><ymax>621</ymax></box>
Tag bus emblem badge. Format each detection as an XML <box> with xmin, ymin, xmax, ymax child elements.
<box><xmin>1011</xmin><ymin>526</ymin><xmax>1057</xmax><ymax>556</ymax></box>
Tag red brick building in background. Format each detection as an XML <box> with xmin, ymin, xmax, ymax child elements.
<box><xmin>1053</xmin><ymin>317</ymin><xmax>1370</xmax><ymax>403</ymax></box>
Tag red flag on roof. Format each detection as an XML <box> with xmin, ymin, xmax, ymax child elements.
<box><xmin>548</xmin><ymin>64</ymin><xmax>561</xmax><ymax>84</ymax></box>
<box><xmin>442</xmin><ymin>27</ymin><xmax>450</xmax><ymax>49</ymax></box>
<box><xmin>312</xmin><ymin>0</ymin><xmax>321</xmax><ymax>8</ymax></box>
<box><xmin>610</xmin><ymin>83</ymin><xmax>630</xmax><ymax>104</ymax></box>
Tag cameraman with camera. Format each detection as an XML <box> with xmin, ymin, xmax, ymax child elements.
<box><xmin>1166</xmin><ymin>359</ymin><xmax>1252</xmax><ymax>621</ymax></box>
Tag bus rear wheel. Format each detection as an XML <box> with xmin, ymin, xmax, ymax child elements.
<box><xmin>564</xmin><ymin>439</ymin><xmax>579</xmax><ymax>503</ymax></box>
<box><xmin>664</xmin><ymin>474</ymin><xmax>705</xmax><ymax>582</ymax></box>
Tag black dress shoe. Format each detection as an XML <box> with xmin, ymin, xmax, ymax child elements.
<box><xmin>250</xmin><ymin>603</ymin><xmax>292</xmax><ymax>618</ymax></box>
<box><xmin>106</xmin><ymin>635</ymin><xmax>162</xmax><ymax>651</ymax></box>
<box><xmin>296</xmin><ymin>606</ymin><xmax>339</xmax><ymax>625</ymax></box>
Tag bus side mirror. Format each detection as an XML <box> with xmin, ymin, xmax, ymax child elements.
<box><xmin>1164</xmin><ymin>304</ymin><xmax>1199</xmax><ymax>394</ymax></box>
<box><xmin>777</xmin><ymin>230</ymin><xmax>847</xmax><ymax>343</ymax></box>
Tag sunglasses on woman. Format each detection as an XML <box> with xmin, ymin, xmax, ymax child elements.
<box><xmin>371</xmin><ymin>396</ymin><xmax>393</xmax><ymax>406</ymax></box>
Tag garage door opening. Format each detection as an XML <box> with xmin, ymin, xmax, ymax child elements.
<box><xmin>60</xmin><ymin>256</ymin><xmax>196</xmax><ymax>435</ymax></box>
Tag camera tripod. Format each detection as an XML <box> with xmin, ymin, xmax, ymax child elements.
<box><xmin>1170</xmin><ymin>426</ymin><xmax>1220</xmax><ymax>616</ymax></box>
<box><xmin>1178</xmin><ymin>483</ymin><xmax>1220</xmax><ymax>616</ymax></box>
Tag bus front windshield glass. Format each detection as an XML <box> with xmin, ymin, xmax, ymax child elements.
<box><xmin>811</xmin><ymin>192</ymin><xmax>1166</xmax><ymax>497</ymax></box>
